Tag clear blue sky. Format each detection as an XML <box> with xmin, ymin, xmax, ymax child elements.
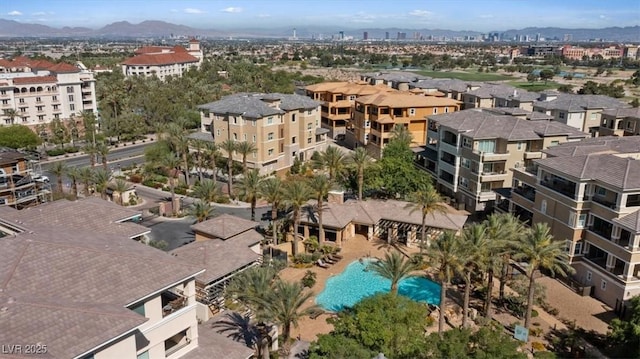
<box><xmin>4</xmin><ymin>0</ymin><xmax>640</xmax><ymax>31</ymax></box>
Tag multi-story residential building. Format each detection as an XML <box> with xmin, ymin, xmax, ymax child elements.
<box><xmin>410</xmin><ymin>78</ymin><xmax>479</xmax><ymax>101</ymax></box>
<box><xmin>360</xmin><ymin>72</ymin><xmax>428</xmax><ymax>91</ymax></box>
<box><xmin>0</xmin><ymin>57</ymin><xmax>97</xmax><ymax>129</ymax></box>
<box><xmin>0</xmin><ymin>198</ymin><xmax>206</xmax><ymax>359</ymax></box>
<box><xmin>418</xmin><ymin>109</ymin><xmax>587</xmax><ymax>212</ymax></box>
<box><xmin>533</xmin><ymin>91</ymin><xmax>629</xmax><ymax>135</ymax></box>
<box><xmin>122</xmin><ymin>40</ymin><xmax>203</xmax><ymax>80</ymax></box>
<box><xmin>198</xmin><ymin>93</ymin><xmax>328</xmax><ymax>175</ymax></box>
<box><xmin>507</xmin><ymin>136</ymin><xmax>640</xmax><ymax>312</ymax></box>
<box><xmin>0</xmin><ymin>148</ymin><xmax>50</xmax><ymax>208</ymax></box>
<box><xmin>304</xmin><ymin>81</ymin><xmax>396</xmax><ymax>139</ymax></box>
<box><xmin>350</xmin><ymin>92</ymin><xmax>460</xmax><ymax>158</ymax></box>
<box><xmin>599</xmin><ymin>108</ymin><xmax>640</xmax><ymax>137</ymax></box>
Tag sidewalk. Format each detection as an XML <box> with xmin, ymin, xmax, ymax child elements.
<box><xmin>40</xmin><ymin>134</ymin><xmax>156</xmax><ymax>164</ymax></box>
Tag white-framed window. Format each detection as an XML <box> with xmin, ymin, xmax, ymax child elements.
<box><xmin>267</xmin><ymin>117</ymin><xmax>273</xmax><ymax>125</ymax></box>
<box><xmin>577</xmin><ymin>213</ymin><xmax>587</xmax><ymax>228</ymax></box>
<box><xmin>364</xmin><ymin>133</ymin><xmax>369</xmax><ymax>141</ymax></box>
<box><xmin>243</xmin><ymin>134</ymin><xmax>247</xmax><ymax>140</ymax></box>
<box><xmin>574</xmin><ymin>241</ymin><xmax>583</xmax><ymax>255</ymax></box>
<box><xmin>307</xmin><ymin>123</ymin><xmax>312</xmax><ymax>130</ymax></box>
<box><xmin>68</xmin><ymin>95</ymin><xmax>74</xmax><ymax>102</ymax></box>
<box><xmin>517</xmin><ymin>142</ymin><xmax>524</xmax><ymax>151</ymax></box>
<box><xmin>233</xmin><ymin>133</ymin><xmax>238</xmax><ymax>140</ymax></box>
<box><xmin>601</xmin><ymin>280</ymin><xmax>606</xmax><ymax>291</ymax></box>
<box><xmin>591</xmin><ymin>113</ymin><xmax>598</xmax><ymax>120</ymax></box>
<box><xmin>433</xmin><ymin>108</ymin><xmax>438</xmax><ymax>114</ymax></box>
<box><xmin>462</xmin><ymin>136</ymin><xmax>472</xmax><ymax>149</ymax></box>
<box><xmin>586</xmin><ymin>271</ymin><xmax>592</xmax><ymax>282</ymax></box>
<box><xmin>70</xmin><ymin>104</ymin><xmax>75</xmax><ymax>111</ymax></box>
<box><xmin>307</xmin><ymin>137</ymin><xmax>312</xmax><ymax>144</ymax></box>
<box><xmin>461</xmin><ymin>158</ymin><xmax>471</xmax><ymax>169</ymax></box>
<box><xmin>458</xmin><ymin>177</ymin><xmax>469</xmax><ymax>188</ymax></box>
<box><xmin>216</xmin><ymin>129</ymin><xmax>221</xmax><ymax>136</ymax></box>
<box><xmin>268</xmin><ymin>148</ymin><xmax>274</xmax><ymax>155</ymax></box>
<box><xmin>267</xmin><ymin>132</ymin><xmax>274</xmax><ymax>140</ymax></box>
<box><xmin>445</xmin><ymin>107</ymin><xmax>449</xmax><ymax>113</ymax></box>
<box><xmin>541</xmin><ymin>199</ymin><xmax>547</xmax><ymax>214</ymax></box>
<box><xmin>409</xmin><ymin>108</ymin><xmax>416</xmax><ymax>116</ymax></box>
<box><xmin>364</xmin><ymin>120</ymin><xmax>370</xmax><ymax>128</ymax></box>
<box><xmin>252</xmin><ymin>135</ymin><xmax>256</xmax><ymax>143</ymax></box>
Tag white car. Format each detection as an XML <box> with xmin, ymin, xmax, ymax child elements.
<box><xmin>34</xmin><ymin>175</ymin><xmax>50</xmax><ymax>183</ymax></box>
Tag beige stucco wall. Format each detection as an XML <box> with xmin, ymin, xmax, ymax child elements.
<box><xmin>94</xmin><ymin>334</ymin><xmax>137</xmax><ymax>359</ymax></box>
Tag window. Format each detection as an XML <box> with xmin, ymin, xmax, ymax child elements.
<box><xmin>216</xmin><ymin>129</ymin><xmax>221</xmax><ymax>136</ymax></box>
<box><xmin>308</xmin><ymin>110</ymin><xmax>312</xmax><ymax>115</ymax></box>
<box><xmin>409</xmin><ymin>108</ymin><xmax>416</xmax><ymax>116</ymax></box>
<box><xmin>232</xmin><ymin>133</ymin><xmax>238</xmax><ymax>140</ymax></box>
<box><xmin>267</xmin><ymin>117</ymin><xmax>273</xmax><ymax>125</ymax></box>
<box><xmin>66</xmin><ymin>86</ymin><xmax>74</xmax><ymax>93</ymax></box>
<box><xmin>458</xmin><ymin>177</ymin><xmax>469</xmax><ymax>188</ymax></box>
<box><xmin>36</xmin><ymin>106</ymin><xmax>44</xmax><ymax>111</ymax></box>
<box><xmin>540</xmin><ymin>200</ymin><xmax>547</xmax><ymax>214</ymax></box>
<box><xmin>232</xmin><ymin>117</ymin><xmax>237</xmax><ymax>124</ymax></box>
<box><xmin>267</xmin><ymin>132</ymin><xmax>274</xmax><ymax>140</ymax></box>
<box><xmin>477</xmin><ymin>140</ymin><xmax>495</xmax><ymax>153</ymax></box>
<box><xmin>21</xmin><ymin>117</ymin><xmax>27</xmax><ymax>123</ymax></box>
<box><xmin>307</xmin><ymin>123</ymin><xmax>312</xmax><ymax>130</ymax></box>
<box><xmin>243</xmin><ymin>134</ymin><xmax>247</xmax><ymax>141</ymax></box>
<box><xmin>559</xmin><ymin>112</ymin><xmax>565</xmax><ymax>119</ymax></box>
<box><xmin>252</xmin><ymin>135</ymin><xmax>256</xmax><ymax>143</ymax></box>
<box><xmin>433</xmin><ymin>108</ymin><xmax>438</xmax><ymax>114</ymax></box>
<box><xmin>252</xmin><ymin>120</ymin><xmax>256</xmax><ymax>126</ymax></box>
<box><xmin>52</xmin><ymin>95</ymin><xmax>57</xmax><ymax>101</ymax></box>
<box><xmin>364</xmin><ymin>120</ymin><xmax>370</xmax><ymax>128</ymax></box>
<box><xmin>292</xmin><ymin>114</ymin><xmax>296</xmax><ymax>122</ymax></box>
<box><xmin>461</xmin><ymin>137</ymin><xmax>472</xmax><ymax>149</ymax></box>
<box><xmin>19</xmin><ymin>98</ymin><xmax>24</xmax><ymax>104</ymax></box>
<box><xmin>292</xmin><ymin>136</ymin><xmax>296</xmax><ymax>144</ymax></box>
<box><xmin>268</xmin><ymin>148</ymin><xmax>274</xmax><ymax>155</ymax></box>
<box><xmin>445</xmin><ymin>107</ymin><xmax>449</xmax><ymax>113</ymax></box>
<box><xmin>516</xmin><ymin>142</ymin><xmax>524</xmax><ymax>151</ymax></box>
<box><xmin>601</xmin><ymin>280</ymin><xmax>606</xmax><ymax>291</ymax></box>
<box><xmin>132</xmin><ymin>303</ymin><xmax>145</xmax><ymax>316</ymax></box>
<box><xmin>549</xmin><ymin>140</ymin><xmax>559</xmax><ymax>147</ymax></box>
<box><xmin>54</xmin><ymin>114</ymin><xmax>59</xmax><ymax>119</ymax></box>
<box><xmin>53</xmin><ymin>104</ymin><xmax>59</xmax><ymax>110</ymax></box>
<box><xmin>68</xmin><ymin>95</ymin><xmax>74</xmax><ymax>102</ymax></box>
<box><xmin>461</xmin><ymin>158</ymin><xmax>471</xmax><ymax>169</ymax></box>
<box><xmin>307</xmin><ymin>137</ymin><xmax>312</xmax><ymax>144</ymax></box>
<box><xmin>586</xmin><ymin>271</ymin><xmax>592</xmax><ymax>282</ymax></box>
<box><xmin>70</xmin><ymin>104</ymin><xmax>75</xmax><ymax>111</ymax></box>
<box><xmin>37</xmin><ymin>115</ymin><xmax>44</xmax><ymax>121</ymax></box>
<box><xmin>577</xmin><ymin>213</ymin><xmax>587</xmax><ymax>227</ymax></box>
<box><xmin>349</xmin><ymin>95</ymin><xmax>356</xmax><ymax>101</ymax></box>
<box><xmin>35</xmin><ymin>96</ymin><xmax>41</xmax><ymax>102</ymax></box>
<box><xmin>595</xmin><ymin>186</ymin><xmax>606</xmax><ymax>196</ymax></box>
<box><xmin>574</xmin><ymin>241</ymin><xmax>583</xmax><ymax>256</ymax></box>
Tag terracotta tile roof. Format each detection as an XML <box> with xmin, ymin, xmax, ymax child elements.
<box><xmin>47</xmin><ymin>62</ymin><xmax>79</xmax><ymax>73</ymax></box>
<box><xmin>0</xmin><ymin>59</ymin><xmax>12</xmax><ymax>67</ymax></box>
<box><xmin>12</xmin><ymin>75</ymin><xmax>58</xmax><ymax>85</ymax></box>
<box><xmin>191</xmin><ymin>213</ymin><xmax>259</xmax><ymax>239</ymax></box>
<box><xmin>135</xmin><ymin>46</ymin><xmax>174</xmax><ymax>54</ymax></box>
<box><xmin>122</xmin><ymin>51</ymin><xmax>198</xmax><ymax>66</ymax></box>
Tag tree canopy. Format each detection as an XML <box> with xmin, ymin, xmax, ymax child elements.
<box><xmin>0</xmin><ymin>125</ymin><xmax>41</xmax><ymax>149</ymax></box>
<box><xmin>608</xmin><ymin>295</ymin><xmax>640</xmax><ymax>357</ymax></box>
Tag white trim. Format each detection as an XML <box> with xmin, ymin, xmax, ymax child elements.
<box><xmin>73</xmin><ymin>326</ymin><xmax>141</xmax><ymax>359</ymax></box>
<box><xmin>125</xmin><ymin>272</ymin><xmax>204</xmax><ymax>307</ymax></box>
<box><xmin>140</xmin><ymin>303</ymin><xmax>196</xmax><ymax>334</ymax></box>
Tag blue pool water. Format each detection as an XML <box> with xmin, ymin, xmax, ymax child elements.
<box><xmin>316</xmin><ymin>259</ymin><xmax>441</xmax><ymax>312</ymax></box>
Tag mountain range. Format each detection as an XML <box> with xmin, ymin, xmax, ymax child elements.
<box><xmin>0</xmin><ymin>19</ymin><xmax>638</xmax><ymax>42</ymax></box>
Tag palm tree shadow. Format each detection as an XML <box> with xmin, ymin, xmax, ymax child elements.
<box><xmin>210</xmin><ymin>311</ymin><xmax>258</xmax><ymax>348</ymax></box>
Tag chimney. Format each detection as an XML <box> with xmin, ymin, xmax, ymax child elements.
<box><xmin>327</xmin><ymin>190</ymin><xmax>344</xmax><ymax>205</ymax></box>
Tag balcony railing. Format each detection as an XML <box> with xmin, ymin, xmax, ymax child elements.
<box><xmin>592</xmin><ymin>195</ymin><xmax>617</xmax><ymax>209</ymax></box>
<box><xmin>587</xmin><ymin>225</ymin><xmax>613</xmax><ymax>241</ymax></box>
<box><xmin>540</xmin><ymin>180</ymin><xmax>577</xmax><ymax>200</ymax></box>
<box><xmin>161</xmin><ymin>291</ymin><xmax>187</xmax><ymax>317</ymax></box>
<box><xmin>513</xmin><ymin>186</ymin><xmax>536</xmax><ymax>202</ymax></box>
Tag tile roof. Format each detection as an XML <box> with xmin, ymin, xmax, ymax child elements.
<box><xmin>543</xmin><ymin>136</ymin><xmax>640</xmax><ymax>158</ymax></box>
<box><xmin>198</xmin><ymin>93</ymin><xmax>320</xmax><ymax>119</ymax></box>
<box><xmin>430</xmin><ymin>109</ymin><xmax>587</xmax><ymax>141</ymax></box>
<box><xmin>12</xmin><ymin>75</ymin><xmax>58</xmax><ymax>85</ymax></box>
<box><xmin>614</xmin><ymin>210</ymin><xmax>640</xmax><ymax>233</ymax></box>
<box><xmin>191</xmin><ymin>213</ymin><xmax>259</xmax><ymax>239</ymax></box>
<box><xmin>601</xmin><ymin>107</ymin><xmax>640</xmax><ymax>119</ymax></box>
<box><xmin>122</xmin><ymin>51</ymin><xmax>199</xmax><ymax>66</ymax></box>
<box><xmin>410</xmin><ymin>78</ymin><xmax>470</xmax><ymax>93</ymax></box>
<box><xmin>533</xmin><ymin>93</ymin><xmax>628</xmax><ymax>112</ymax></box>
<box><xmin>171</xmin><ymin>229</ymin><xmax>262</xmax><ymax>284</ymax></box>
<box><xmin>305</xmin><ymin>81</ymin><xmax>397</xmax><ymax>96</ymax></box>
<box><xmin>355</xmin><ymin>92</ymin><xmax>461</xmax><ymax>108</ymax></box>
<box><xmin>47</xmin><ymin>62</ymin><xmax>80</xmax><ymax>73</ymax></box>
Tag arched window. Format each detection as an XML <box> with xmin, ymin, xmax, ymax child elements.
<box><xmin>29</xmin><ymin>87</ymin><xmax>36</xmax><ymax>93</ymax></box>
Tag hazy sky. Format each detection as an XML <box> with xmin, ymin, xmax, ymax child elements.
<box><xmin>4</xmin><ymin>0</ymin><xmax>640</xmax><ymax>31</ymax></box>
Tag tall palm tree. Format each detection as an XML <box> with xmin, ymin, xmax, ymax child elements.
<box><xmin>96</xmin><ymin>143</ymin><xmax>110</xmax><ymax>171</ymax></box>
<box><xmin>162</xmin><ymin>153</ymin><xmax>181</xmax><ymax>216</ymax></box>
<box><xmin>513</xmin><ymin>223</ymin><xmax>574</xmax><ymax>329</ymax></box>
<box><xmin>348</xmin><ymin>147</ymin><xmax>372</xmax><ymax>201</ymax></box>
<box><xmin>260</xmin><ymin>177</ymin><xmax>284</xmax><ymax>244</ymax></box>
<box><xmin>405</xmin><ymin>185</ymin><xmax>447</xmax><ymax>253</ymax></box>
<box><xmin>221</xmin><ymin>139</ymin><xmax>237</xmax><ymax>197</ymax></box>
<box><xmin>49</xmin><ymin>161</ymin><xmax>67</xmax><ymax>194</ymax></box>
<box><xmin>317</xmin><ymin>146</ymin><xmax>346</xmax><ymax>181</ymax></box>
<box><xmin>186</xmin><ymin>201</ymin><xmax>215</xmax><ymax>223</ymax></box>
<box><xmin>92</xmin><ymin>168</ymin><xmax>111</xmax><ymax>200</ymax></box>
<box><xmin>112</xmin><ymin>178</ymin><xmax>129</xmax><ymax>205</ymax></box>
<box><xmin>235</xmin><ymin>141</ymin><xmax>257</xmax><ymax>173</ymax></box>
<box><xmin>390</xmin><ymin>124</ymin><xmax>412</xmax><ymax>144</ymax></box>
<box><xmin>259</xmin><ymin>280</ymin><xmax>318</xmax><ymax>342</ymax></box>
<box><xmin>307</xmin><ymin>174</ymin><xmax>332</xmax><ymax>244</ymax></box>
<box><xmin>172</xmin><ymin>133</ymin><xmax>191</xmax><ymax>187</ymax></box>
<box><xmin>459</xmin><ymin>223</ymin><xmax>489</xmax><ymax>328</ymax></box>
<box><xmin>204</xmin><ymin>142</ymin><xmax>219</xmax><ymax>185</ymax></box>
<box><xmin>496</xmin><ymin>213</ymin><xmax>526</xmax><ymax>302</ymax></box>
<box><xmin>192</xmin><ymin>179</ymin><xmax>221</xmax><ymax>203</ymax></box>
<box><xmin>66</xmin><ymin>166</ymin><xmax>80</xmax><ymax>198</ymax></box>
<box><xmin>191</xmin><ymin>139</ymin><xmax>206</xmax><ymax>183</ymax></box>
<box><xmin>427</xmin><ymin>231</ymin><xmax>463</xmax><ymax>337</ymax></box>
<box><xmin>83</xmin><ymin>142</ymin><xmax>98</xmax><ymax>167</ymax></box>
<box><xmin>227</xmin><ymin>265</ymin><xmax>278</xmax><ymax>313</ymax></box>
<box><xmin>482</xmin><ymin>213</ymin><xmax>510</xmax><ymax>320</ymax></box>
<box><xmin>236</xmin><ymin>169</ymin><xmax>262</xmax><ymax>221</ymax></box>
<box><xmin>283</xmin><ymin>180</ymin><xmax>312</xmax><ymax>256</ymax></box>
<box><xmin>78</xmin><ymin>167</ymin><xmax>94</xmax><ymax>197</ymax></box>
<box><xmin>367</xmin><ymin>250</ymin><xmax>418</xmax><ymax>295</ymax></box>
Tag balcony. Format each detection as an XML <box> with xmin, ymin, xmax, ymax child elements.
<box><xmin>540</xmin><ymin>180</ymin><xmax>577</xmax><ymax>200</ymax></box>
<box><xmin>592</xmin><ymin>195</ymin><xmax>617</xmax><ymax>209</ymax></box>
<box><xmin>473</xmin><ymin>151</ymin><xmax>510</xmax><ymax>162</ymax></box>
<box><xmin>587</xmin><ymin>225</ymin><xmax>613</xmax><ymax>241</ymax></box>
<box><xmin>161</xmin><ymin>290</ymin><xmax>187</xmax><ymax>317</ymax></box>
<box><xmin>479</xmin><ymin>171</ymin><xmax>508</xmax><ymax>182</ymax></box>
<box><xmin>513</xmin><ymin>186</ymin><xmax>536</xmax><ymax>202</ymax></box>
<box><xmin>524</xmin><ymin>151</ymin><xmax>543</xmax><ymax>159</ymax></box>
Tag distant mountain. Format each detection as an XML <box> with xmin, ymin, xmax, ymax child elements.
<box><xmin>0</xmin><ymin>18</ymin><xmax>637</xmax><ymax>42</ymax></box>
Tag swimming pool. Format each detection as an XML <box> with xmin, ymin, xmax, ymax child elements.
<box><xmin>316</xmin><ymin>259</ymin><xmax>441</xmax><ymax>312</ymax></box>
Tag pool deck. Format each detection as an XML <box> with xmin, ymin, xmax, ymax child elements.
<box><xmin>279</xmin><ymin>234</ymin><xmax>420</xmax><ymax>342</ymax></box>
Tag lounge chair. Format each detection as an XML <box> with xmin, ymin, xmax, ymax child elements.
<box><xmin>328</xmin><ymin>253</ymin><xmax>343</xmax><ymax>261</ymax></box>
<box><xmin>323</xmin><ymin>256</ymin><xmax>338</xmax><ymax>264</ymax></box>
<box><xmin>316</xmin><ymin>259</ymin><xmax>330</xmax><ymax>268</ymax></box>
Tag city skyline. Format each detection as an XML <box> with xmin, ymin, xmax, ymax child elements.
<box><xmin>3</xmin><ymin>0</ymin><xmax>639</xmax><ymax>32</ymax></box>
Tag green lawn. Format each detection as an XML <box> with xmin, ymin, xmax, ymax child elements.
<box><xmin>509</xmin><ymin>81</ymin><xmax>562</xmax><ymax>92</ymax></box>
<box><xmin>414</xmin><ymin>70</ymin><xmax>516</xmax><ymax>82</ymax></box>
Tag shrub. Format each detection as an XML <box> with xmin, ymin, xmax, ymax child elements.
<box><xmin>129</xmin><ymin>174</ymin><xmax>143</xmax><ymax>183</ymax></box>
<box><xmin>65</xmin><ymin>146</ymin><xmax>80</xmax><ymax>153</ymax></box>
<box><xmin>174</xmin><ymin>187</ymin><xmax>188</xmax><ymax>195</ymax></box>
<box><xmin>532</xmin><ymin>342</ymin><xmax>546</xmax><ymax>352</ymax></box>
<box><xmin>215</xmin><ymin>196</ymin><xmax>231</xmax><ymax>204</ymax></box>
<box><xmin>148</xmin><ymin>240</ymin><xmax>168</xmax><ymax>250</ymax></box>
<box><xmin>141</xmin><ymin>179</ymin><xmax>156</xmax><ymax>188</ymax></box>
<box><xmin>46</xmin><ymin>148</ymin><xmax>66</xmax><ymax>156</ymax></box>
<box><xmin>532</xmin><ymin>309</ymin><xmax>539</xmax><ymax>318</ymax></box>
<box><xmin>301</xmin><ymin>270</ymin><xmax>317</xmax><ymax>288</ymax></box>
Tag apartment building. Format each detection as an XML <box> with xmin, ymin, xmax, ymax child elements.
<box><xmin>351</xmin><ymin>92</ymin><xmax>461</xmax><ymax>158</ymax></box>
<box><xmin>198</xmin><ymin>93</ymin><xmax>328</xmax><ymax>175</ymax></box>
<box><xmin>0</xmin><ymin>198</ymin><xmax>207</xmax><ymax>359</ymax></box>
<box><xmin>304</xmin><ymin>81</ymin><xmax>396</xmax><ymax>139</ymax></box>
<box><xmin>360</xmin><ymin>72</ymin><xmax>428</xmax><ymax>91</ymax></box>
<box><xmin>122</xmin><ymin>40</ymin><xmax>203</xmax><ymax>80</ymax></box>
<box><xmin>599</xmin><ymin>108</ymin><xmax>640</xmax><ymax>137</ymax></box>
<box><xmin>410</xmin><ymin>78</ymin><xmax>479</xmax><ymax>101</ymax></box>
<box><xmin>0</xmin><ymin>148</ymin><xmax>50</xmax><ymax>208</ymax></box>
<box><xmin>532</xmin><ymin>91</ymin><xmax>629</xmax><ymax>135</ymax></box>
<box><xmin>0</xmin><ymin>57</ymin><xmax>98</xmax><ymax>129</ymax></box>
<box><xmin>507</xmin><ymin>136</ymin><xmax>640</xmax><ymax>312</ymax></box>
<box><xmin>418</xmin><ymin>109</ymin><xmax>587</xmax><ymax>212</ymax></box>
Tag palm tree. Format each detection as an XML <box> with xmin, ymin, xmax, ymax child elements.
<box><xmin>482</xmin><ymin>213</ymin><xmax>510</xmax><ymax>320</ymax></box>
<box><xmin>283</xmin><ymin>180</ymin><xmax>312</xmax><ymax>256</ymax></box>
<box><xmin>49</xmin><ymin>161</ymin><xmax>68</xmax><ymax>194</ymax></box>
<box><xmin>496</xmin><ymin>213</ymin><xmax>526</xmax><ymax>302</ymax></box>
<box><xmin>78</xmin><ymin>167</ymin><xmax>94</xmax><ymax>197</ymax></box>
<box><xmin>3</xmin><ymin>108</ymin><xmax>17</xmax><ymax>125</ymax></box>
<box><xmin>367</xmin><ymin>250</ymin><xmax>418</xmax><ymax>295</ymax></box>
<box><xmin>235</xmin><ymin>141</ymin><xmax>257</xmax><ymax>173</ymax></box>
<box><xmin>390</xmin><ymin>124</ymin><xmax>412</xmax><ymax>144</ymax></box>
<box><xmin>112</xmin><ymin>178</ymin><xmax>129</xmax><ymax>205</ymax></box>
<box><xmin>204</xmin><ymin>142</ymin><xmax>219</xmax><ymax>185</ymax></box>
<box><xmin>66</xmin><ymin>166</ymin><xmax>80</xmax><ymax>198</ymax></box>
<box><xmin>192</xmin><ymin>179</ymin><xmax>221</xmax><ymax>203</ymax></box>
<box><xmin>348</xmin><ymin>147</ymin><xmax>372</xmax><ymax>201</ymax></box>
<box><xmin>173</xmin><ymin>133</ymin><xmax>191</xmax><ymax>187</ymax></box>
<box><xmin>191</xmin><ymin>139</ymin><xmax>206</xmax><ymax>183</ymax></box>
<box><xmin>260</xmin><ymin>177</ymin><xmax>284</xmax><ymax>244</ymax></box>
<box><xmin>83</xmin><ymin>142</ymin><xmax>98</xmax><ymax>167</ymax></box>
<box><xmin>259</xmin><ymin>280</ymin><xmax>318</xmax><ymax>342</ymax></box>
<box><xmin>427</xmin><ymin>231</ymin><xmax>463</xmax><ymax>337</ymax></box>
<box><xmin>186</xmin><ymin>201</ymin><xmax>215</xmax><ymax>223</ymax></box>
<box><xmin>227</xmin><ymin>265</ymin><xmax>278</xmax><ymax>313</ymax></box>
<box><xmin>316</xmin><ymin>146</ymin><xmax>346</xmax><ymax>181</ymax></box>
<box><xmin>96</xmin><ymin>143</ymin><xmax>110</xmax><ymax>171</ymax></box>
<box><xmin>513</xmin><ymin>223</ymin><xmax>574</xmax><ymax>329</ymax></box>
<box><xmin>221</xmin><ymin>139</ymin><xmax>237</xmax><ymax>197</ymax></box>
<box><xmin>405</xmin><ymin>185</ymin><xmax>447</xmax><ymax>253</ymax></box>
<box><xmin>459</xmin><ymin>223</ymin><xmax>489</xmax><ymax>328</ymax></box>
<box><xmin>236</xmin><ymin>169</ymin><xmax>262</xmax><ymax>221</ymax></box>
<box><xmin>162</xmin><ymin>153</ymin><xmax>181</xmax><ymax>216</ymax></box>
<box><xmin>307</xmin><ymin>174</ymin><xmax>332</xmax><ymax>244</ymax></box>
<box><xmin>92</xmin><ymin>168</ymin><xmax>111</xmax><ymax>200</ymax></box>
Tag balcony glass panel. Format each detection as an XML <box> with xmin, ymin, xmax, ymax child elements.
<box><xmin>592</xmin><ymin>195</ymin><xmax>617</xmax><ymax>209</ymax></box>
<box><xmin>627</xmin><ymin>194</ymin><xmax>640</xmax><ymax>208</ymax></box>
<box><xmin>513</xmin><ymin>185</ymin><xmax>536</xmax><ymax>202</ymax></box>
<box><xmin>584</xmin><ymin>245</ymin><xmax>607</xmax><ymax>270</ymax></box>
<box><xmin>540</xmin><ymin>174</ymin><xmax>577</xmax><ymax>200</ymax></box>
<box><xmin>442</xmin><ymin>131</ymin><xmax>457</xmax><ymax>146</ymax></box>
<box><xmin>588</xmin><ymin>216</ymin><xmax>613</xmax><ymax>240</ymax></box>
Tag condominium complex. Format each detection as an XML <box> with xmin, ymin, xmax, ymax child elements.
<box><xmin>0</xmin><ymin>148</ymin><xmax>50</xmax><ymax>208</ymax></box>
<box><xmin>0</xmin><ymin>56</ymin><xmax>98</xmax><ymax>129</ymax></box>
<box><xmin>599</xmin><ymin>108</ymin><xmax>640</xmax><ymax>137</ymax></box>
<box><xmin>198</xmin><ymin>93</ymin><xmax>328</xmax><ymax>175</ymax></box>
<box><xmin>122</xmin><ymin>40</ymin><xmax>203</xmax><ymax>80</ymax></box>
<box><xmin>507</xmin><ymin>136</ymin><xmax>640</xmax><ymax>312</ymax></box>
<box><xmin>304</xmin><ymin>81</ymin><xmax>396</xmax><ymax>139</ymax></box>
<box><xmin>350</xmin><ymin>92</ymin><xmax>461</xmax><ymax>158</ymax></box>
<box><xmin>417</xmin><ymin>109</ymin><xmax>587</xmax><ymax>212</ymax></box>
